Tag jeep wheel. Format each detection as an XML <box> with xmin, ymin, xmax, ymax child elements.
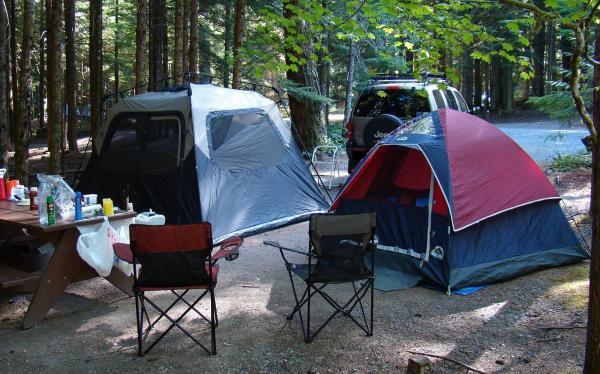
<box><xmin>363</xmin><ymin>114</ymin><xmax>405</xmax><ymax>149</ymax></box>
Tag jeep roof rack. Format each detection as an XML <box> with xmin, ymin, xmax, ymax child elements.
<box><xmin>368</xmin><ymin>72</ymin><xmax>446</xmax><ymax>86</ymax></box>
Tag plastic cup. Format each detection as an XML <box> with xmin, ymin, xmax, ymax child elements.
<box><xmin>83</xmin><ymin>194</ymin><xmax>98</xmax><ymax>205</ymax></box>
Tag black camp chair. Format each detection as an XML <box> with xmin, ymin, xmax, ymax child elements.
<box><xmin>113</xmin><ymin>223</ymin><xmax>242</xmax><ymax>356</ymax></box>
<box><xmin>264</xmin><ymin>212</ymin><xmax>376</xmax><ymax>343</ymax></box>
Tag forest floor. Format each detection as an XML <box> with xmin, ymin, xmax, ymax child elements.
<box><xmin>0</xmin><ymin>112</ymin><xmax>593</xmax><ymax>373</ymax></box>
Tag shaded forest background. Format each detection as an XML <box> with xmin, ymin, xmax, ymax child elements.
<box><xmin>0</xmin><ymin>0</ymin><xmax>594</xmax><ymax>183</ymax></box>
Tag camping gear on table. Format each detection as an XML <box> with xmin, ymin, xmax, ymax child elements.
<box><xmin>332</xmin><ymin>109</ymin><xmax>589</xmax><ymax>293</ymax></box>
<box><xmin>37</xmin><ymin>174</ymin><xmax>76</xmax><ymax>223</ymax></box>
<box><xmin>29</xmin><ymin>187</ymin><xmax>38</xmax><ymax>210</ymax></box>
<box><xmin>112</xmin><ymin>223</ymin><xmax>242</xmax><ymax>356</ymax></box>
<box><xmin>264</xmin><ymin>212</ymin><xmax>376</xmax><ymax>343</ymax></box>
<box><xmin>102</xmin><ymin>198</ymin><xmax>114</xmax><ymax>216</ymax></box>
<box><xmin>78</xmin><ymin>84</ymin><xmax>328</xmax><ymax>243</ymax></box>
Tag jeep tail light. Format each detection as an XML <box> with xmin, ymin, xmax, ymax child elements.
<box><xmin>345</xmin><ymin>121</ymin><xmax>354</xmax><ymax>139</ymax></box>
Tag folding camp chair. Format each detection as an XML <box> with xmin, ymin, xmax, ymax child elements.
<box><xmin>113</xmin><ymin>223</ymin><xmax>242</xmax><ymax>356</ymax></box>
<box><xmin>264</xmin><ymin>212</ymin><xmax>376</xmax><ymax>343</ymax></box>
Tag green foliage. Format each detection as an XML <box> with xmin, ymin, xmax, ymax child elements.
<box><xmin>550</xmin><ymin>151</ymin><xmax>592</xmax><ymax>172</ymax></box>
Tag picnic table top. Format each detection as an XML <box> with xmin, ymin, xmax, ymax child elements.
<box><xmin>0</xmin><ymin>200</ymin><xmax>137</xmax><ymax>233</ymax></box>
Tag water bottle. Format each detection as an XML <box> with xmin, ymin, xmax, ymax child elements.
<box><xmin>75</xmin><ymin>191</ymin><xmax>82</xmax><ymax>220</ymax></box>
<box><xmin>38</xmin><ymin>191</ymin><xmax>48</xmax><ymax>224</ymax></box>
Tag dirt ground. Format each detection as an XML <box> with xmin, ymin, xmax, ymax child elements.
<box><xmin>0</xmin><ymin>165</ymin><xmax>592</xmax><ymax>373</ymax></box>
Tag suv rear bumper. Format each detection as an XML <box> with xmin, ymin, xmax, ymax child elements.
<box><xmin>345</xmin><ymin>141</ymin><xmax>368</xmax><ymax>173</ymax></box>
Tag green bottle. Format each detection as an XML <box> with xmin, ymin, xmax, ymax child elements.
<box><xmin>47</xmin><ymin>195</ymin><xmax>56</xmax><ymax>225</ymax></box>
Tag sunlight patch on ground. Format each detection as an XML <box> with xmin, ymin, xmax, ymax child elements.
<box><xmin>548</xmin><ymin>264</ymin><xmax>589</xmax><ymax>311</ymax></box>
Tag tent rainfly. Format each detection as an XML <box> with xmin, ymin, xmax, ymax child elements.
<box><xmin>332</xmin><ymin>109</ymin><xmax>588</xmax><ymax>292</ymax></box>
<box><xmin>79</xmin><ymin>84</ymin><xmax>328</xmax><ymax>242</ymax></box>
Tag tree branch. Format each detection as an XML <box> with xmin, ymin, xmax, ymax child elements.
<box><xmin>407</xmin><ymin>350</ymin><xmax>487</xmax><ymax>374</ymax></box>
<box><xmin>571</xmin><ymin>24</ymin><xmax>598</xmax><ymax>145</ymax></box>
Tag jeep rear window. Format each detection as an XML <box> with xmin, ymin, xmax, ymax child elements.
<box><xmin>353</xmin><ymin>89</ymin><xmax>430</xmax><ymax>119</ymax></box>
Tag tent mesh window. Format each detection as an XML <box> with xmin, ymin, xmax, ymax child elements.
<box><xmin>207</xmin><ymin>110</ymin><xmax>286</xmax><ymax>170</ymax></box>
<box><xmin>396</xmin><ymin>115</ymin><xmax>435</xmax><ymax>136</ymax></box>
<box><xmin>102</xmin><ymin>112</ymin><xmax>183</xmax><ymax>174</ymax></box>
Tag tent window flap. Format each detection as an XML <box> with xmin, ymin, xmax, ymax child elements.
<box><xmin>207</xmin><ymin>110</ymin><xmax>286</xmax><ymax>170</ymax></box>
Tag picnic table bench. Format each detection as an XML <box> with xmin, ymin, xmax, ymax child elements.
<box><xmin>0</xmin><ymin>200</ymin><xmax>135</xmax><ymax>328</ymax></box>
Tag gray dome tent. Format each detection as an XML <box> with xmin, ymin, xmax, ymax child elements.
<box><xmin>79</xmin><ymin>84</ymin><xmax>328</xmax><ymax>242</ymax></box>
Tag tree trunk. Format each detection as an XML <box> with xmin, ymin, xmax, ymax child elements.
<box><xmin>343</xmin><ymin>39</ymin><xmax>356</xmax><ymax>125</ymax></box>
<box><xmin>461</xmin><ymin>51</ymin><xmax>474</xmax><ymax>109</ymax></box>
<box><xmin>0</xmin><ymin>0</ymin><xmax>8</xmax><ymax>168</ymax></box>
<box><xmin>149</xmin><ymin>0</ymin><xmax>166</xmax><ymax>89</ymax></box>
<box><xmin>545</xmin><ymin>21</ymin><xmax>556</xmax><ymax>90</ymax></box>
<box><xmin>188</xmin><ymin>0</ymin><xmax>198</xmax><ymax>76</ymax></box>
<box><xmin>14</xmin><ymin>0</ymin><xmax>34</xmax><ymax>182</ymax></box>
<box><xmin>501</xmin><ymin>62</ymin><xmax>513</xmax><ymax>112</ymax></box>
<box><xmin>38</xmin><ymin>0</ymin><xmax>46</xmax><ymax>130</ymax></box>
<box><xmin>490</xmin><ymin>55</ymin><xmax>502</xmax><ymax>112</ymax></box>
<box><xmin>173</xmin><ymin>0</ymin><xmax>184</xmax><ymax>84</ymax></box>
<box><xmin>231</xmin><ymin>0</ymin><xmax>245</xmax><ymax>89</ymax></box>
<box><xmin>560</xmin><ymin>32</ymin><xmax>572</xmax><ymax>84</ymax></box>
<box><xmin>283</xmin><ymin>0</ymin><xmax>325</xmax><ymax>151</ymax></box>
<box><xmin>47</xmin><ymin>0</ymin><xmax>63</xmax><ymax>173</ymax></box>
<box><xmin>65</xmin><ymin>0</ymin><xmax>77</xmax><ymax>153</ymax></box>
<box><xmin>584</xmin><ymin>24</ymin><xmax>600</xmax><ymax>374</ymax></box>
<box><xmin>113</xmin><ymin>0</ymin><xmax>119</xmax><ymax>94</ymax></box>
<box><xmin>473</xmin><ymin>58</ymin><xmax>482</xmax><ymax>108</ymax></box>
<box><xmin>182</xmin><ymin>0</ymin><xmax>188</xmax><ymax>75</ymax></box>
<box><xmin>8</xmin><ymin>0</ymin><xmax>16</xmax><ymax>146</ymax></box>
<box><xmin>89</xmin><ymin>0</ymin><xmax>102</xmax><ymax>144</ymax></box>
<box><xmin>199</xmin><ymin>1</ymin><xmax>211</xmax><ymax>77</ymax></box>
<box><xmin>222</xmin><ymin>0</ymin><xmax>232</xmax><ymax>87</ymax></box>
<box><xmin>532</xmin><ymin>21</ymin><xmax>545</xmax><ymax>96</ymax></box>
<box><xmin>134</xmin><ymin>0</ymin><xmax>147</xmax><ymax>93</ymax></box>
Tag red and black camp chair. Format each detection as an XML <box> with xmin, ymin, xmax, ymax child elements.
<box><xmin>113</xmin><ymin>223</ymin><xmax>242</xmax><ymax>356</ymax></box>
<box><xmin>264</xmin><ymin>212</ymin><xmax>376</xmax><ymax>343</ymax></box>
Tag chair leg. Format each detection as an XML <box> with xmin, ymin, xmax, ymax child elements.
<box><xmin>369</xmin><ymin>277</ymin><xmax>374</xmax><ymax>336</ymax></box>
<box><xmin>306</xmin><ymin>282</ymin><xmax>311</xmax><ymax>343</ymax></box>
<box><xmin>210</xmin><ymin>287</ymin><xmax>217</xmax><ymax>355</ymax></box>
<box><xmin>135</xmin><ymin>292</ymin><xmax>143</xmax><ymax>356</ymax></box>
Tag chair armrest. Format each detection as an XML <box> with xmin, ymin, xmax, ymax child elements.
<box><xmin>212</xmin><ymin>236</ymin><xmax>243</xmax><ymax>262</ymax></box>
<box><xmin>113</xmin><ymin>242</ymin><xmax>133</xmax><ymax>263</ymax></box>
<box><xmin>263</xmin><ymin>241</ymin><xmax>311</xmax><ymax>256</ymax></box>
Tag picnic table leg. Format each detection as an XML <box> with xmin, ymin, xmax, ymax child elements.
<box><xmin>22</xmin><ymin>229</ymin><xmax>86</xmax><ymax>329</ymax></box>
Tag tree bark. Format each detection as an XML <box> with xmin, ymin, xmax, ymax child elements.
<box><xmin>173</xmin><ymin>0</ymin><xmax>184</xmax><ymax>84</ymax></box>
<box><xmin>47</xmin><ymin>0</ymin><xmax>63</xmax><ymax>173</ymax></box>
<box><xmin>343</xmin><ymin>39</ymin><xmax>356</xmax><ymax>125</ymax></box>
<box><xmin>0</xmin><ymin>0</ymin><xmax>8</xmax><ymax>168</ymax></box>
<box><xmin>532</xmin><ymin>19</ymin><xmax>545</xmax><ymax>96</ymax></box>
<box><xmin>65</xmin><ymin>0</ymin><xmax>77</xmax><ymax>153</ymax></box>
<box><xmin>222</xmin><ymin>0</ymin><xmax>232</xmax><ymax>87</ymax></box>
<box><xmin>8</xmin><ymin>0</ymin><xmax>16</xmax><ymax>146</ymax></box>
<box><xmin>231</xmin><ymin>0</ymin><xmax>245</xmax><ymax>89</ymax></box>
<box><xmin>501</xmin><ymin>62</ymin><xmax>513</xmax><ymax>112</ymax></box>
<box><xmin>188</xmin><ymin>0</ymin><xmax>198</xmax><ymax>76</ymax></box>
<box><xmin>461</xmin><ymin>51</ymin><xmax>474</xmax><ymax>108</ymax></box>
<box><xmin>38</xmin><ymin>0</ymin><xmax>46</xmax><ymax>130</ymax></box>
<box><xmin>149</xmin><ymin>0</ymin><xmax>166</xmax><ymax>89</ymax></box>
<box><xmin>584</xmin><ymin>23</ymin><xmax>600</xmax><ymax>374</ymax></box>
<box><xmin>135</xmin><ymin>0</ymin><xmax>147</xmax><ymax>93</ymax></box>
<box><xmin>198</xmin><ymin>0</ymin><xmax>211</xmax><ymax>77</ymax></box>
<box><xmin>182</xmin><ymin>0</ymin><xmax>189</xmax><ymax>75</ymax></box>
<box><xmin>490</xmin><ymin>55</ymin><xmax>502</xmax><ymax>111</ymax></box>
<box><xmin>89</xmin><ymin>0</ymin><xmax>102</xmax><ymax>145</ymax></box>
<box><xmin>545</xmin><ymin>21</ymin><xmax>556</xmax><ymax>89</ymax></box>
<box><xmin>283</xmin><ymin>0</ymin><xmax>325</xmax><ymax>151</ymax></box>
<box><xmin>113</xmin><ymin>0</ymin><xmax>119</xmax><ymax>94</ymax></box>
<box><xmin>473</xmin><ymin>58</ymin><xmax>482</xmax><ymax>108</ymax></box>
<box><xmin>14</xmin><ymin>0</ymin><xmax>34</xmax><ymax>181</ymax></box>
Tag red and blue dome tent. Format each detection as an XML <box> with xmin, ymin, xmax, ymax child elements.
<box><xmin>332</xmin><ymin>109</ymin><xmax>588</xmax><ymax>293</ymax></box>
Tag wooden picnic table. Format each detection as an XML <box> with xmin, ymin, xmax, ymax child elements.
<box><xmin>0</xmin><ymin>199</ymin><xmax>136</xmax><ymax>329</ymax></box>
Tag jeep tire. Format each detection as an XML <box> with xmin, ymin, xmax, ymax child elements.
<box><xmin>363</xmin><ymin>114</ymin><xmax>405</xmax><ymax>149</ymax></box>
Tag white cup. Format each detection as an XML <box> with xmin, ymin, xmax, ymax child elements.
<box><xmin>83</xmin><ymin>194</ymin><xmax>98</xmax><ymax>205</ymax></box>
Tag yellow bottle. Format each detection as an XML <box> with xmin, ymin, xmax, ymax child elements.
<box><xmin>102</xmin><ymin>198</ymin><xmax>114</xmax><ymax>216</ymax></box>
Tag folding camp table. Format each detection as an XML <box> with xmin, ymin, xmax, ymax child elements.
<box><xmin>0</xmin><ymin>200</ymin><xmax>135</xmax><ymax>328</ymax></box>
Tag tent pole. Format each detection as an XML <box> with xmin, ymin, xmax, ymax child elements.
<box><xmin>420</xmin><ymin>174</ymin><xmax>435</xmax><ymax>267</ymax></box>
